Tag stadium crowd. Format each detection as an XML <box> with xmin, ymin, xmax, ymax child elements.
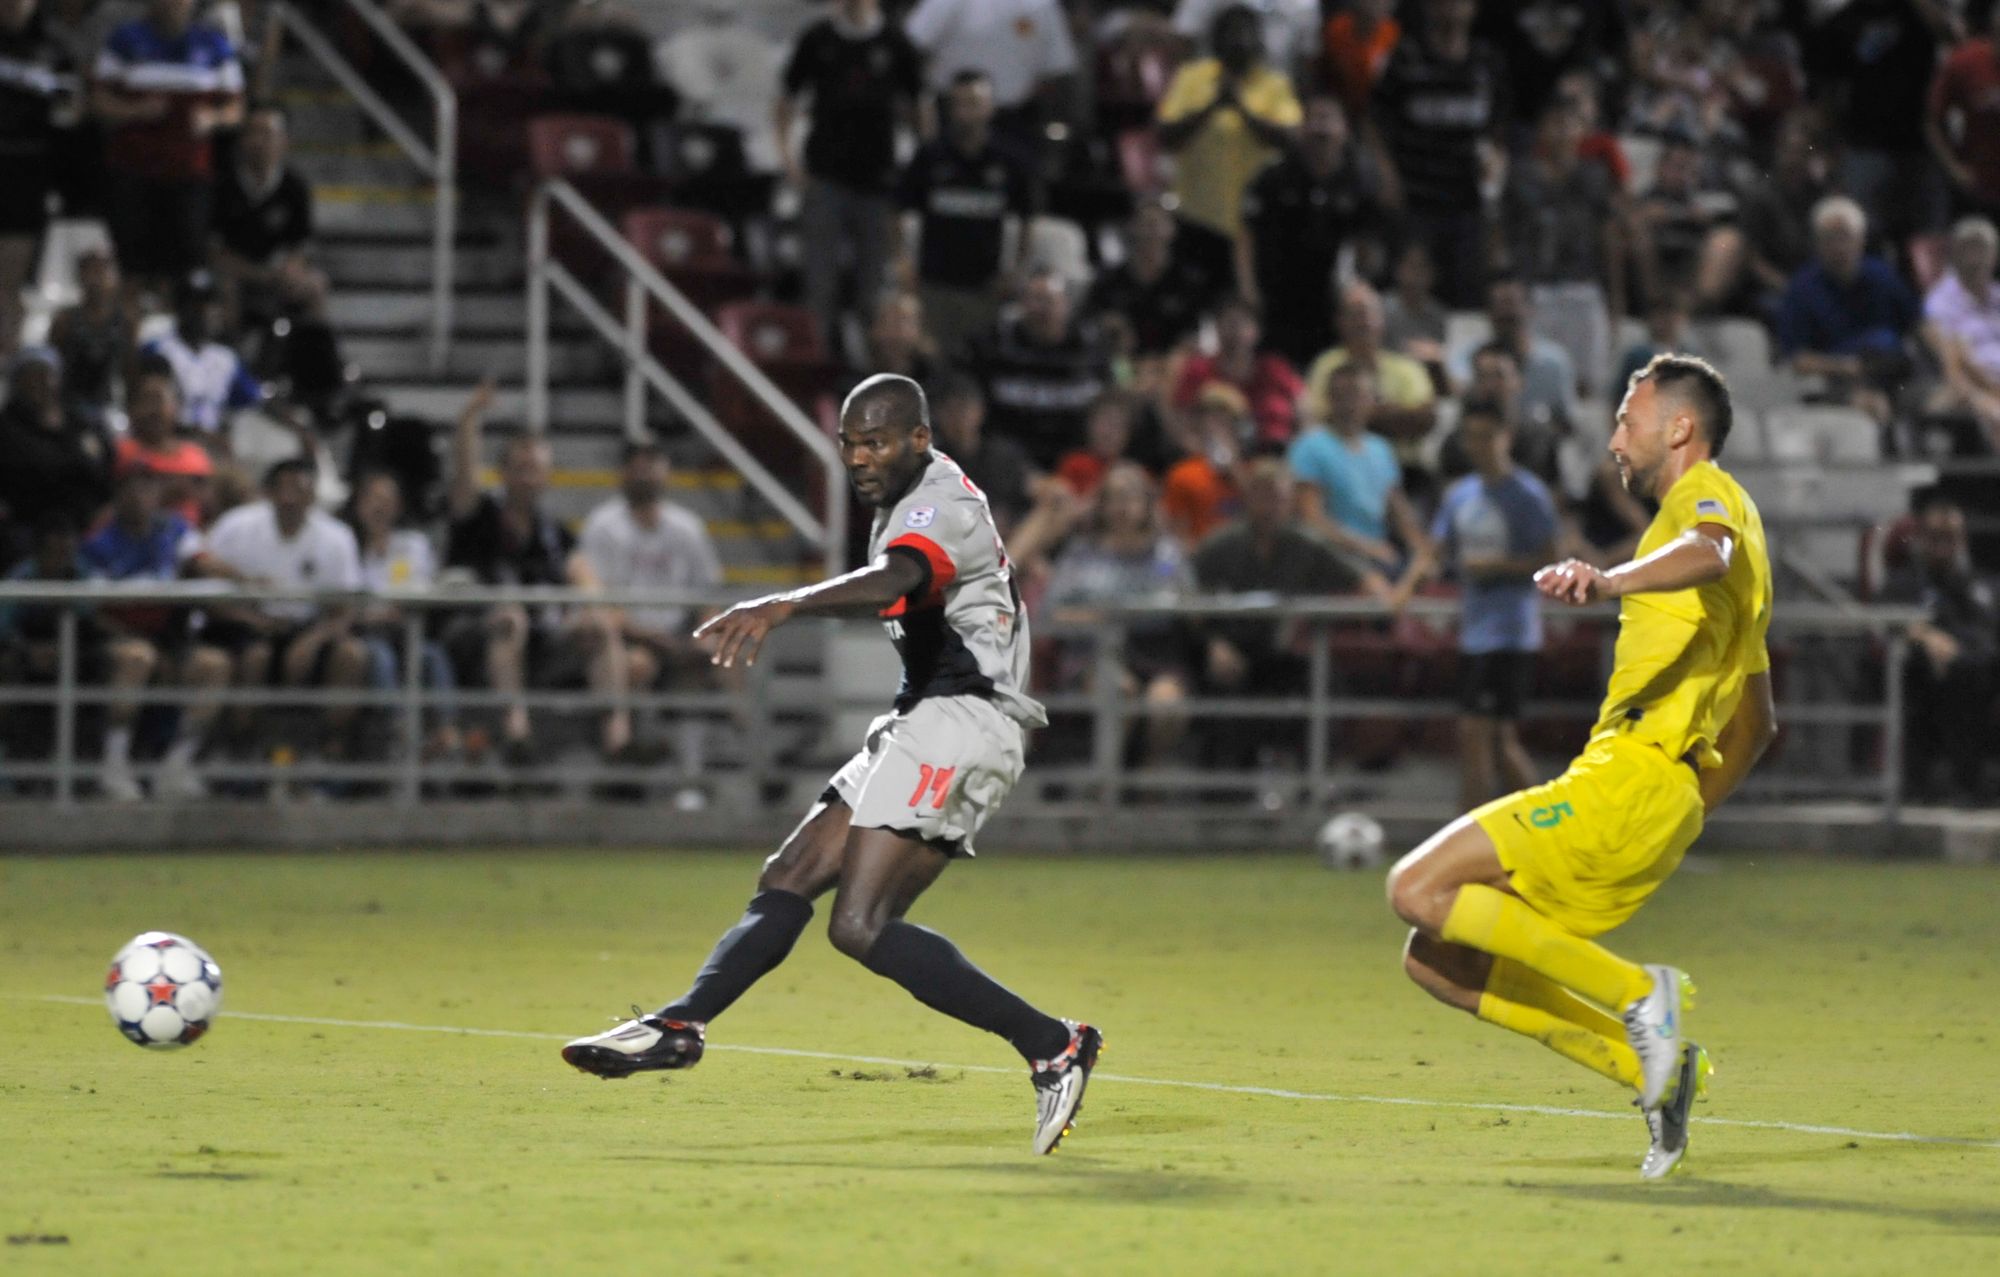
<box><xmin>2</xmin><ymin>0</ymin><xmax>1998</xmax><ymax>804</ymax></box>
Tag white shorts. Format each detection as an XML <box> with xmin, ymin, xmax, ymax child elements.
<box><xmin>825</xmin><ymin>695</ymin><xmax>1026</xmax><ymax>856</ymax></box>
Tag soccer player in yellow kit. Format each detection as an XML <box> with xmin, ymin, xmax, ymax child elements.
<box><xmin>1386</xmin><ymin>354</ymin><xmax>1777</xmax><ymax>1179</ymax></box>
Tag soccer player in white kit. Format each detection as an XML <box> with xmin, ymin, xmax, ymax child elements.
<box><xmin>562</xmin><ymin>375</ymin><xmax>1102</xmax><ymax>1154</ymax></box>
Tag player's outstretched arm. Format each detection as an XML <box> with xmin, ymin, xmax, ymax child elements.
<box><xmin>1697</xmin><ymin>669</ymin><xmax>1778</xmax><ymax>813</ymax></box>
<box><xmin>1534</xmin><ymin>523</ymin><xmax>1735</xmax><ymax>606</ymax></box>
<box><xmin>694</xmin><ymin>553</ymin><xmax>928</xmax><ymax>668</ymax></box>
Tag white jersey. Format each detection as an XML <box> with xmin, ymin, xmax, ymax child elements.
<box><xmin>205</xmin><ymin>500</ymin><xmax>362</xmax><ymax>622</ymax></box>
<box><xmin>870</xmin><ymin>450</ymin><xmax>1047</xmax><ymax>728</ymax></box>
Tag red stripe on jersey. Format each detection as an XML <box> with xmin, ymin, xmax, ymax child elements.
<box><xmin>885</xmin><ymin>533</ymin><xmax>957</xmax><ymax>610</ymax></box>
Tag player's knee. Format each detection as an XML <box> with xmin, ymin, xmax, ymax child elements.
<box><xmin>1384</xmin><ymin>861</ymin><xmax>1441</xmax><ymax>932</ymax></box>
<box><xmin>825</xmin><ymin>905</ymin><xmax>883</xmax><ymax>962</ymax></box>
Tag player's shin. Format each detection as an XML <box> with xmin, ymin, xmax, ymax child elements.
<box><xmin>658</xmin><ymin>889</ymin><xmax>815</xmax><ymax>1024</ymax></box>
<box><xmin>1442</xmin><ymin>883</ymin><xmax>1653</xmax><ymax>1013</ymax></box>
<box><xmin>861</xmin><ymin>920</ymin><xmax>1072</xmax><ymax>1062</ymax></box>
<box><xmin>1478</xmin><ymin>958</ymin><xmax>1642</xmax><ymax>1090</ymax></box>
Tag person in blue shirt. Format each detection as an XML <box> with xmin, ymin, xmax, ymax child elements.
<box><xmin>76</xmin><ymin>461</ymin><xmax>232</xmax><ymax>801</ymax></box>
<box><xmin>1395</xmin><ymin>398</ymin><xmax>1559</xmax><ymax>812</ymax></box>
<box><xmin>1288</xmin><ymin>359</ymin><xmax>1428</xmax><ymax>574</ymax></box>
<box><xmin>1775</xmin><ymin>195</ymin><xmax>1917</xmax><ymax>427</ymax></box>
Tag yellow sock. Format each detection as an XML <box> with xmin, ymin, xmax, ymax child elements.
<box><xmin>1478</xmin><ymin>958</ymin><xmax>1640</xmax><ymax>1090</ymax></box>
<box><xmin>1442</xmin><ymin>883</ymin><xmax>1651</xmax><ymax>1012</ymax></box>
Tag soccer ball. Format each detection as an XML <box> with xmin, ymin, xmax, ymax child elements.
<box><xmin>1317</xmin><ymin>811</ymin><xmax>1387</xmax><ymax>870</ymax></box>
<box><xmin>104</xmin><ymin>931</ymin><xmax>223</xmax><ymax>1048</ymax></box>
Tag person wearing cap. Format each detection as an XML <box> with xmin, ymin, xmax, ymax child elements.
<box><xmin>141</xmin><ymin>271</ymin><xmax>265</xmax><ymax>436</ymax></box>
<box><xmin>114</xmin><ymin>355</ymin><xmax>215</xmax><ymax>527</ymax></box>
<box><xmin>1161</xmin><ymin>380</ymin><xmax>1254</xmax><ymax>547</ymax></box>
<box><xmin>0</xmin><ymin>345</ymin><xmax>113</xmax><ymax>566</ymax></box>
<box><xmin>77</xmin><ymin>457</ymin><xmax>234</xmax><ymax>801</ymax></box>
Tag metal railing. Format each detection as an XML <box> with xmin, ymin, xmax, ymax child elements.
<box><xmin>273</xmin><ymin>0</ymin><xmax>456</xmax><ymax>370</ymax></box>
<box><xmin>0</xmin><ymin>583</ymin><xmax>1922</xmax><ymax>829</ymax></box>
<box><xmin>525</xmin><ymin>179</ymin><xmax>847</xmax><ymax>576</ymax></box>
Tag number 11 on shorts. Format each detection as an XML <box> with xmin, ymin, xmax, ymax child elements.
<box><xmin>908</xmin><ymin>764</ymin><xmax>955</xmax><ymax>810</ymax></box>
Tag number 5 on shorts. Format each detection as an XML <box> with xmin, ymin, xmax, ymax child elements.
<box><xmin>907</xmin><ymin>764</ymin><xmax>955</xmax><ymax>810</ymax></box>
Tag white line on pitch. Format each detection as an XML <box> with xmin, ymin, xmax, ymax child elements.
<box><xmin>25</xmin><ymin>995</ymin><xmax>2000</xmax><ymax>1151</ymax></box>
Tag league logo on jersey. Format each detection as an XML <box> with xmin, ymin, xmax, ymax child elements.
<box><xmin>904</xmin><ymin>506</ymin><xmax>937</xmax><ymax>529</ymax></box>
<box><xmin>1695</xmin><ymin>499</ymin><xmax>1726</xmax><ymax>519</ymax></box>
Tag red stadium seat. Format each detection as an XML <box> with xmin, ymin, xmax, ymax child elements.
<box><xmin>528</xmin><ymin>113</ymin><xmax>636</xmax><ymax>177</ymax></box>
<box><xmin>706</xmin><ymin>302</ymin><xmax>842</xmax><ymax>497</ymax></box>
<box><xmin>621</xmin><ymin>207</ymin><xmax>758</xmax><ymax>311</ymax></box>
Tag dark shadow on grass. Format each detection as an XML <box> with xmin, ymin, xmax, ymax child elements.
<box><xmin>612</xmin><ymin>1153</ymin><xmax>1245</xmax><ymax>1204</ymax></box>
<box><xmin>1517</xmin><ymin>1179</ymin><xmax>2000</xmax><ymax>1232</ymax></box>
<box><xmin>154</xmin><ymin>1171</ymin><xmax>261</xmax><ymax>1182</ymax></box>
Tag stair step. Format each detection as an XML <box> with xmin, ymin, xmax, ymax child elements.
<box><xmin>343</xmin><ymin>334</ymin><xmax>609</xmax><ymax>382</ymax></box>
<box><xmin>330</xmin><ymin>289</ymin><xmax>536</xmax><ymax>334</ymax></box>
<box><xmin>316</xmin><ymin>188</ymin><xmax>440</xmax><ymax>237</ymax></box>
<box><xmin>295</xmin><ymin>151</ymin><xmax>429</xmax><ymax>188</ymax></box>
<box><xmin>373</xmin><ymin>382</ymin><xmax>627</xmax><ymax>426</ymax></box>
<box><xmin>320</xmin><ymin>241</ymin><xmax>520</xmax><ymax>291</ymax></box>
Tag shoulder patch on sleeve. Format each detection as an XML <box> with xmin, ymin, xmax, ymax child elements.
<box><xmin>1694</xmin><ymin>498</ymin><xmax>1727</xmax><ymax>518</ymax></box>
<box><xmin>903</xmin><ymin>505</ymin><xmax>937</xmax><ymax>530</ymax></box>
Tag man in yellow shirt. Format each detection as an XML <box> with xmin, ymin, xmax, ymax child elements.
<box><xmin>1384</xmin><ymin>354</ymin><xmax>1777</xmax><ymax>1180</ymax></box>
<box><xmin>1157</xmin><ymin>5</ymin><xmax>1301</xmax><ymax>277</ymax></box>
<box><xmin>1302</xmin><ymin>280</ymin><xmax>1437</xmax><ymax>459</ymax></box>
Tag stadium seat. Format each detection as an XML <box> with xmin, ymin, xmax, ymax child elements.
<box><xmin>528</xmin><ymin>112</ymin><xmax>637</xmax><ymax>177</ymax></box>
<box><xmin>707</xmin><ymin>301</ymin><xmax>841</xmax><ymax>489</ymax></box>
<box><xmin>621</xmin><ymin>207</ymin><xmax>757</xmax><ymax>310</ymax></box>
<box><xmin>1763</xmin><ymin>404</ymin><xmax>1880</xmax><ymax>463</ymax></box>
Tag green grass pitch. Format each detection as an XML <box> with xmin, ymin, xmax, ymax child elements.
<box><xmin>3</xmin><ymin>848</ymin><xmax>1998</xmax><ymax>1275</ymax></box>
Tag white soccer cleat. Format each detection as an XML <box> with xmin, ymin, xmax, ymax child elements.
<box><xmin>1624</xmin><ymin>964</ymin><xmax>1694</xmax><ymax>1110</ymax></box>
<box><xmin>1639</xmin><ymin>1042</ymin><xmax>1712</xmax><ymax>1180</ymax></box>
<box><xmin>155</xmin><ymin>756</ymin><xmax>210</xmax><ymax>801</ymax></box>
<box><xmin>561</xmin><ymin>1008</ymin><xmax>705</xmax><ymax>1078</ymax></box>
<box><xmin>1030</xmin><ymin>1020</ymin><xmax>1103</xmax><ymax>1155</ymax></box>
<box><xmin>100</xmin><ymin>758</ymin><xmax>143</xmax><ymax>803</ymax></box>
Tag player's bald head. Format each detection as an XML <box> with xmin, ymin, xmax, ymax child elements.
<box><xmin>840</xmin><ymin>373</ymin><xmax>930</xmax><ymax>436</ymax></box>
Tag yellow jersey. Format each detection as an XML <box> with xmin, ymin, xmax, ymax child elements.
<box><xmin>1590</xmin><ymin>460</ymin><xmax>1772</xmax><ymax>770</ymax></box>
<box><xmin>1156</xmin><ymin>59</ymin><xmax>1302</xmax><ymax>237</ymax></box>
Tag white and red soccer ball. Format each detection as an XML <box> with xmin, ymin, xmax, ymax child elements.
<box><xmin>104</xmin><ymin>932</ymin><xmax>223</xmax><ymax>1048</ymax></box>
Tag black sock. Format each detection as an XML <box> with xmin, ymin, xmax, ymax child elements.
<box><xmin>659</xmin><ymin>889</ymin><xmax>813</xmax><ymax>1024</ymax></box>
<box><xmin>862</xmin><ymin>920</ymin><xmax>1072</xmax><ymax>1063</ymax></box>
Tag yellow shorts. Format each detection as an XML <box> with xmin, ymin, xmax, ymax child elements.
<box><xmin>1471</xmin><ymin>732</ymin><xmax>1705</xmax><ymax>938</ymax></box>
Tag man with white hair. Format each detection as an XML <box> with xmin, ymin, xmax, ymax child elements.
<box><xmin>1774</xmin><ymin>195</ymin><xmax>1918</xmax><ymax>424</ymax></box>
<box><xmin>1922</xmin><ymin>216</ymin><xmax>2000</xmax><ymax>444</ymax></box>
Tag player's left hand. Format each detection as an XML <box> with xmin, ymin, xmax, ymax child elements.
<box><xmin>1534</xmin><ymin>558</ymin><xmax>1616</xmax><ymax>606</ymax></box>
<box><xmin>693</xmin><ymin>598</ymin><xmax>794</xmax><ymax>668</ymax></box>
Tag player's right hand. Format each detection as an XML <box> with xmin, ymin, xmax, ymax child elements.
<box><xmin>1534</xmin><ymin>559</ymin><xmax>1610</xmax><ymax>606</ymax></box>
<box><xmin>693</xmin><ymin>598</ymin><xmax>794</xmax><ymax>668</ymax></box>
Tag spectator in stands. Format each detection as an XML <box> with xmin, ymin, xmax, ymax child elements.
<box><xmin>1633</xmin><ymin>133</ymin><xmax>1745</xmax><ymax>318</ymax></box>
<box><xmin>1395</xmin><ymin>398</ymin><xmax>1559</xmax><ymax>812</ymax></box>
<box><xmin>1810</xmin><ymin>0</ymin><xmax>1951</xmax><ymax>249</ymax></box>
<box><xmin>1042</xmin><ymin>461</ymin><xmax>1192</xmax><ymax>768</ymax></box>
<box><xmin>1615</xmin><ymin>290</ymin><xmax>1717</xmax><ymax>396</ymax></box>
<box><xmin>968</xmin><ymin>267</ymin><xmax>1111</xmax><ymax>470</ymax></box>
<box><xmin>92</xmin><ymin>0</ymin><xmax>244</xmax><ymax>300</ymax></box>
<box><xmin>777</xmin><ymin>0</ymin><xmax>923</xmax><ymax>351</ymax></box>
<box><xmin>1922</xmin><ymin>216</ymin><xmax>2000</xmax><ymax>448</ymax></box>
<box><xmin>1084</xmin><ymin>198</ymin><xmax>1218</xmax><ymax>358</ymax></box>
<box><xmin>0</xmin><ymin>347</ymin><xmax>112</xmax><ymax>567</ymax></box>
<box><xmin>1481</xmin><ymin>2</ymin><xmax>1627</xmax><ymax>138</ymax></box>
<box><xmin>1499</xmin><ymin>97</ymin><xmax>1623</xmax><ymax>398</ymax></box>
<box><xmin>78</xmin><ymin>460</ymin><xmax>231</xmax><ymax>801</ymax></box>
<box><xmin>1776</xmin><ymin>195</ymin><xmax>1918</xmax><ymax>425</ymax></box>
<box><xmin>1320</xmin><ymin>0</ymin><xmax>1397</xmax><ymax>122</ymax></box>
<box><xmin>1170</xmin><ymin>295</ymin><xmax>1300</xmax><ymax>447</ymax></box>
<box><xmin>1883</xmin><ymin>495</ymin><xmax>1998</xmax><ymax>803</ymax></box>
<box><xmin>348</xmin><ymin>468</ymin><xmax>458</xmax><ymax>760</ymax></box>
<box><xmin>1368</xmin><ymin>0</ymin><xmax>1509</xmax><ymax>307</ymax></box>
<box><xmin>1162</xmin><ymin>382</ymin><xmax>1250</xmax><ymax>547</ymax></box>
<box><xmin>896</xmin><ymin>69</ymin><xmax>1036</xmax><ymax>361</ymax></box>
<box><xmin>0</xmin><ymin>0</ymin><xmax>72</xmax><ymax>358</ymax></box>
<box><xmin>859</xmin><ymin>290</ymin><xmax>942</xmax><ymax>388</ymax></box>
<box><xmin>1302</xmin><ymin>280</ymin><xmax>1435</xmax><ymax>452</ymax></box>
<box><xmin>143</xmin><ymin>272</ymin><xmax>265</xmax><ymax>437</ymax></box>
<box><xmin>1438</xmin><ymin>344</ymin><xmax>1560</xmax><ymax>487</ymax></box>
<box><xmin>1192</xmin><ymin>455</ymin><xmax>1383</xmax><ymax>768</ymax></box>
<box><xmin>578</xmin><ymin>439</ymin><xmax>726</xmax><ymax>708</ymax></box>
<box><xmin>211</xmin><ymin>102</ymin><xmax>315</xmax><ymax>332</ymax></box>
<box><xmin>1238</xmin><ymin>94</ymin><xmax>1385</xmax><ymax>369</ymax></box>
<box><xmin>905</xmin><ymin>0</ymin><xmax>1076</xmax><ymax>155</ymax></box>
<box><xmin>1382</xmin><ymin>241</ymin><xmax>1448</xmax><ymax>384</ymax></box>
<box><xmin>1055</xmin><ymin>389</ymin><xmax>1138</xmax><ymax>499</ymax></box>
<box><xmin>1739</xmin><ymin>109</ymin><xmax>1831</xmax><ymax>312</ymax></box>
<box><xmin>929</xmin><ymin>373</ymin><xmax>1033</xmax><ymax>534</ymax></box>
<box><xmin>441</xmin><ymin>382</ymin><xmax>643</xmax><ymax>766</ymax></box>
<box><xmin>1554</xmin><ymin>69</ymin><xmax>1629</xmax><ymax>193</ymax></box>
<box><xmin>203</xmin><ymin>456</ymin><xmax>370</xmax><ymax>772</ymax></box>
<box><xmin>1289</xmin><ymin>360</ymin><xmax>1426</xmax><ymax>576</ymax></box>
<box><xmin>1176</xmin><ymin>0</ymin><xmax>1319</xmax><ymax>80</ymax></box>
<box><xmin>48</xmin><ymin>249</ymin><xmax>132</xmax><ymax>429</ymax></box>
<box><xmin>1928</xmin><ymin>4</ymin><xmax>2000</xmax><ymax>224</ymax></box>
<box><xmin>1156</xmin><ymin>3</ymin><xmax>1302</xmax><ymax>285</ymax></box>
<box><xmin>114</xmin><ymin>356</ymin><xmax>214</xmax><ymax>527</ymax></box>
<box><xmin>1449</xmin><ymin>275</ymin><xmax>1576</xmax><ymax>428</ymax></box>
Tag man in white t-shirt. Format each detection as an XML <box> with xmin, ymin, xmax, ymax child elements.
<box><xmin>203</xmin><ymin>456</ymin><xmax>370</xmax><ymax>760</ymax></box>
<box><xmin>142</xmin><ymin>273</ymin><xmax>264</xmax><ymax>435</ymax></box>
<box><xmin>579</xmin><ymin>441</ymin><xmax>725</xmax><ymax>683</ymax></box>
<box><xmin>905</xmin><ymin>0</ymin><xmax>1075</xmax><ymax>146</ymax></box>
